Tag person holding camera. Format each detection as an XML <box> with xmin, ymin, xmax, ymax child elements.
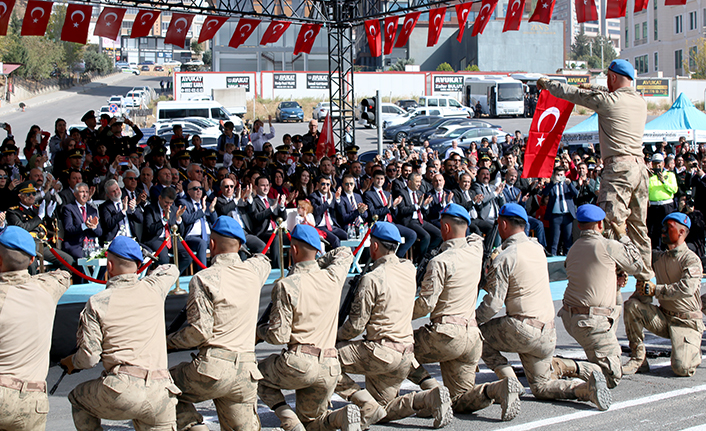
<box><xmin>646</xmin><ymin>153</ymin><xmax>678</xmax><ymax>249</ymax></box>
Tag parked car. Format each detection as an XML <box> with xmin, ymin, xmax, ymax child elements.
<box><xmin>120</xmin><ymin>67</ymin><xmax>140</xmax><ymax>75</ymax></box>
<box><xmin>130</xmin><ymin>86</ymin><xmax>156</xmax><ymax>102</ymax></box>
<box><xmin>276</xmin><ymin>101</ymin><xmax>305</xmax><ymax>122</ymax></box>
<box><xmin>138</xmin><ymin>61</ymin><xmax>155</xmax><ymax>66</ymax></box>
<box><xmin>429</xmin><ymin>127</ymin><xmax>507</xmax><ymax>150</ymax></box>
<box><xmin>381</xmin><ymin>111</ymin><xmax>414</xmax><ymax>129</ymax></box>
<box><xmin>411</xmin><ymin>119</ymin><xmax>502</xmax><ymax>144</ymax></box>
<box><xmin>124</xmin><ymin>91</ymin><xmax>145</xmax><ymax>108</ymax></box>
<box><xmin>99</xmin><ymin>106</ymin><xmax>111</xmax><ymax>115</ymax></box>
<box><xmin>355</xmin><ymin>102</ymin><xmax>406</xmax><ymax>128</ymax></box>
<box><xmin>312</xmin><ymin>102</ymin><xmax>340</xmax><ymax>120</ymax></box>
<box><xmin>155</xmin><ymin>100</ymin><xmax>244</xmax><ymax>132</ymax></box>
<box><xmin>383</xmin><ymin>115</ymin><xmax>443</xmax><ymax>143</ymax></box>
<box><xmin>396</xmin><ymin>99</ymin><xmax>419</xmax><ymax>112</ymax></box>
<box><xmin>417</xmin><ymin>95</ymin><xmax>473</xmax><ymax>118</ymax></box>
<box><xmin>141</xmin><ymin>65</ymin><xmax>150</xmax><ymax>71</ymax></box>
<box><xmin>164</xmin><ymin>60</ymin><xmax>181</xmax><ymax>66</ymax></box>
<box><xmin>154</xmin><ymin>65</ymin><xmax>164</xmax><ymax>71</ymax></box>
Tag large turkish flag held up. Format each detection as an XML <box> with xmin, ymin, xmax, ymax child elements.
<box><xmin>94</xmin><ymin>7</ymin><xmax>126</xmax><ymax>40</ymax></box>
<box><xmin>529</xmin><ymin>0</ymin><xmax>555</xmax><ymax>24</ymax></box>
<box><xmin>427</xmin><ymin>7</ymin><xmax>446</xmax><ymax>47</ymax></box>
<box><xmin>131</xmin><ymin>10</ymin><xmax>160</xmax><ymax>38</ymax></box>
<box><xmin>22</xmin><ymin>0</ymin><xmax>53</xmax><ymax>36</ymax></box>
<box><xmin>229</xmin><ymin>18</ymin><xmax>260</xmax><ymax>48</ymax></box>
<box><xmin>0</xmin><ymin>0</ymin><xmax>16</xmax><ymax>36</ymax></box>
<box><xmin>503</xmin><ymin>0</ymin><xmax>526</xmax><ymax>32</ymax></box>
<box><xmin>61</xmin><ymin>3</ymin><xmax>92</xmax><ymax>44</ymax></box>
<box><xmin>316</xmin><ymin>113</ymin><xmax>336</xmax><ymax>160</ymax></box>
<box><xmin>260</xmin><ymin>20</ymin><xmax>291</xmax><ymax>45</ymax></box>
<box><xmin>471</xmin><ymin>0</ymin><xmax>498</xmax><ymax>37</ymax></box>
<box><xmin>394</xmin><ymin>12</ymin><xmax>420</xmax><ymax>48</ymax></box>
<box><xmin>293</xmin><ymin>23</ymin><xmax>321</xmax><ymax>55</ymax></box>
<box><xmin>383</xmin><ymin>16</ymin><xmax>398</xmax><ymax>55</ymax></box>
<box><xmin>575</xmin><ymin>0</ymin><xmax>598</xmax><ymax>23</ymax></box>
<box><xmin>198</xmin><ymin>15</ymin><xmax>228</xmax><ymax>43</ymax></box>
<box><xmin>165</xmin><ymin>13</ymin><xmax>194</xmax><ymax>48</ymax></box>
<box><xmin>455</xmin><ymin>3</ymin><xmax>473</xmax><ymax>42</ymax></box>
<box><xmin>364</xmin><ymin>19</ymin><xmax>382</xmax><ymax>57</ymax></box>
<box><xmin>522</xmin><ymin>91</ymin><xmax>575</xmax><ymax>179</ymax></box>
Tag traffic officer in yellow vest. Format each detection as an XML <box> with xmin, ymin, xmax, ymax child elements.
<box><xmin>257</xmin><ymin>225</ymin><xmax>359</xmax><ymax>431</ymax></box>
<box><xmin>623</xmin><ymin>212</ymin><xmax>704</xmax><ymax>376</ymax></box>
<box><xmin>61</xmin><ymin>236</ymin><xmax>182</xmax><ymax>430</ymax></box>
<box><xmin>167</xmin><ymin>217</ymin><xmax>271</xmax><ymax>431</ymax></box>
<box><xmin>408</xmin><ymin>203</ymin><xmax>524</xmax><ymax>421</ymax></box>
<box><xmin>0</xmin><ymin>227</ymin><xmax>71</xmax><ymax>431</ymax></box>
<box><xmin>477</xmin><ymin>203</ymin><xmax>611</xmax><ymax>412</ymax></box>
<box><xmin>552</xmin><ymin>204</ymin><xmax>645</xmax><ymax>389</ymax></box>
<box><xmin>646</xmin><ymin>152</ymin><xmax>678</xmax><ymax>248</ymax></box>
<box><xmin>336</xmin><ymin>222</ymin><xmax>453</xmax><ymax>429</ymax></box>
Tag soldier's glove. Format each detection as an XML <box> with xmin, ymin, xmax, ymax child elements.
<box><xmin>610</xmin><ymin>221</ymin><xmax>626</xmax><ymax>238</ymax></box>
<box><xmin>636</xmin><ymin>280</ymin><xmax>656</xmax><ymax>296</ymax></box>
<box><xmin>59</xmin><ymin>355</ymin><xmax>79</xmax><ymax>375</ymax></box>
<box><xmin>536</xmin><ymin>77</ymin><xmax>549</xmax><ymax>91</ymax></box>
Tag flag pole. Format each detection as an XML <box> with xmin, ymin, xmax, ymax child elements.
<box><xmin>376</xmin><ymin>89</ymin><xmax>382</xmax><ymax>156</ymax></box>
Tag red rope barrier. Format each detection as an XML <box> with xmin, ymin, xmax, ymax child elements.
<box><xmin>136</xmin><ymin>238</ymin><xmax>170</xmax><ymax>274</ymax></box>
<box><xmin>47</xmin><ymin>246</ymin><xmax>107</xmax><ymax>284</ymax></box>
<box><xmin>286</xmin><ymin>232</ymin><xmax>292</xmax><ymax>242</ymax></box>
<box><xmin>180</xmin><ymin>239</ymin><xmax>207</xmax><ymax>270</ymax></box>
<box><xmin>261</xmin><ymin>229</ymin><xmax>279</xmax><ymax>255</ymax></box>
<box><xmin>352</xmin><ymin>227</ymin><xmax>373</xmax><ymax>256</ymax></box>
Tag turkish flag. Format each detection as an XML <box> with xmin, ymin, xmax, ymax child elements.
<box><xmin>665</xmin><ymin>0</ymin><xmax>686</xmax><ymax>5</ymax></box>
<box><xmin>522</xmin><ymin>92</ymin><xmax>574</xmax><ymax>179</ymax></box>
<box><xmin>427</xmin><ymin>7</ymin><xmax>445</xmax><ymax>47</ymax></box>
<box><xmin>529</xmin><ymin>0</ymin><xmax>555</xmax><ymax>23</ymax></box>
<box><xmin>455</xmin><ymin>3</ymin><xmax>473</xmax><ymax>42</ymax></box>
<box><xmin>0</xmin><ymin>0</ymin><xmax>16</xmax><ymax>36</ymax></box>
<box><xmin>364</xmin><ymin>20</ymin><xmax>382</xmax><ymax>57</ymax></box>
<box><xmin>260</xmin><ymin>20</ymin><xmax>291</xmax><ymax>45</ymax></box>
<box><xmin>383</xmin><ymin>16</ymin><xmax>398</xmax><ymax>55</ymax></box>
<box><xmin>394</xmin><ymin>12</ymin><xmax>420</xmax><ymax>48</ymax></box>
<box><xmin>575</xmin><ymin>0</ymin><xmax>598</xmax><ymax>23</ymax></box>
<box><xmin>61</xmin><ymin>3</ymin><xmax>92</xmax><ymax>44</ymax></box>
<box><xmin>21</xmin><ymin>0</ymin><xmax>52</xmax><ymax>36</ymax></box>
<box><xmin>293</xmin><ymin>23</ymin><xmax>321</xmax><ymax>55</ymax></box>
<box><xmin>198</xmin><ymin>16</ymin><xmax>228</xmax><ymax>43</ymax></box>
<box><xmin>316</xmin><ymin>114</ymin><xmax>336</xmax><ymax>160</ymax></box>
<box><xmin>94</xmin><ymin>7</ymin><xmax>125</xmax><ymax>40</ymax></box>
<box><xmin>604</xmin><ymin>0</ymin><xmax>626</xmax><ymax>18</ymax></box>
<box><xmin>229</xmin><ymin>18</ymin><xmax>260</xmax><ymax>48</ymax></box>
<box><xmin>471</xmin><ymin>0</ymin><xmax>498</xmax><ymax>37</ymax></box>
<box><xmin>131</xmin><ymin>10</ymin><xmax>160</xmax><ymax>38</ymax></box>
<box><xmin>503</xmin><ymin>0</ymin><xmax>525</xmax><ymax>32</ymax></box>
<box><xmin>634</xmin><ymin>0</ymin><xmax>649</xmax><ymax>12</ymax></box>
<box><xmin>165</xmin><ymin>13</ymin><xmax>194</xmax><ymax>48</ymax></box>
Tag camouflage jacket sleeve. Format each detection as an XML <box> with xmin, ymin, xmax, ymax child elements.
<box><xmin>655</xmin><ymin>252</ymin><xmax>703</xmax><ymax>301</ymax></box>
<box><xmin>607</xmin><ymin>236</ymin><xmax>645</xmax><ymax>276</ymax></box>
<box><xmin>167</xmin><ymin>275</ymin><xmax>215</xmax><ymax>350</ymax></box>
<box><xmin>35</xmin><ymin>270</ymin><xmax>71</xmax><ymax>302</ymax></box>
<box><xmin>413</xmin><ymin>258</ymin><xmax>446</xmax><ymax>320</ymax></box>
<box><xmin>338</xmin><ymin>273</ymin><xmax>376</xmax><ymax>340</ymax></box>
<box><xmin>246</xmin><ymin>253</ymin><xmax>273</xmax><ymax>286</ymax></box>
<box><xmin>142</xmin><ymin>264</ymin><xmax>180</xmax><ymax>297</ymax></box>
<box><xmin>263</xmin><ymin>279</ymin><xmax>295</xmax><ymax>345</ymax></box>
<box><xmin>545</xmin><ymin>81</ymin><xmax>613</xmax><ymax>114</ymax></box>
<box><xmin>73</xmin><ymin>299</ymin><xmax>103</xmax><ymax>370</ymax></box>
<box><xmin>476</xmin><ymin>252</ymin><xmax>513</xmax><ymax>325</ymax></box>
<box><xmin>318</xmin><ymin>246</ymin><xmax>354</xmax><ymax>283</ymax></box>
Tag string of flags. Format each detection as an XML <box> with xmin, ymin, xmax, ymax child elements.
<box><xmin>0</xmin><ymin>0</ymin><xmax>689</xmax><ymax>54</ymax></box>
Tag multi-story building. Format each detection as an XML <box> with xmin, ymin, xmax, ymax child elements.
<box><xmin>553</xmin><ymin>0</ymin><xmax>622</xmax><ymax>58</ymax></box>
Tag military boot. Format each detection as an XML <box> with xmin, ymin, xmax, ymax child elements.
<box><xmin>326</xmin><ymin>404</ymin><xmax>361</xmax><ymax>431</ymax></box>
<box><xmin>415</xmin><ymin>375</ymin><xmax>440</xmax><ymax>418</ymax></box>
<box><xmin>350</xmin><ymin>389</ymin><xmax>386</xmax><ymax>430</ymax></box>
<box><xmin>574</xmin><ymin>371</ymin><xmax>612</xmax><ymax>411</ymax></box>
<box><xmin>484</xmin><ymin>377</ymin><xmax>524</xmax><ymax>421</ymax></box>
<box><xmin>551</xmin><ymin>357</ymin><xmax>579</xmax><ymax>380</ymax></box>
<box><xmin>275</xmin><ymin>405</ymin><xmax>305</xmax><ymax>431</ymax></box>
<box><xmin>413</xmin><ymin>386</ymin><xmax>453</xmax><ymax>428</ymax></box>
<box><xmin>622</xmin><ymin>345</ymin><xmax>649</xmax><ymax>375</ymax></box>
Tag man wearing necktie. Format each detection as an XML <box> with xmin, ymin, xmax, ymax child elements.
<box><xmin>309</xmin><ymin>176</ymin><xmax>347</xmax><ymax>249</ymax></box>
<box><xmin>394</xmin><ymin>173</ymin><xmax>442</xmax><ymax>263</ymax></box>
<box><xmin>335</xmin><ymin>174</ymin><xmax>369</xmax><ymax>231</ymax></box>
<box><xmin>542</xmin><ymin>167</ymin><xmax>578</xmax><ymax>256</ymax></box>
<box><xmin>143</xmin><ymin>187</ymin><xmax>187</xmax><ymax>267</ymax></box>
<box><xmin>471</xmin><ymin>167</ymin><xmax>506</xmax><ymax>225</ymax></box>
<box><xmin>250</xmin><ymin>176</ymin><xmax>287</xmax><ymax>269</ymax></box>
<box><xmin>99</xmin><ymin>179</ymin><xmax>143</xmax><ymax>244</ymax></box>
<box><xmin>178</xmin><ymin>181</ymin><xmax>218</xmax><ymax>274</ymax></box>
<box><xmin>60</xmin><ymin>183</ymin><xmax>103</xmax><ymax>262</ymax></box>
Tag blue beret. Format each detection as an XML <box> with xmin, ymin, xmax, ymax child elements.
<box><xmin>663</xmin><ymin>212</ymin><xmax>691</xmax><ymax>229</ymax></box>
<box><xmin>0</xmin><ymin>226</ymin><xmax>36</xmax><ymax>257</ymax></box>
<box><xmin>499</xmin><ymin>203</ymin><xmax>528</xmax><ymax>224</ymax></box>
<box><xmin>291</xmin><ymin>224</ymin><xmax>322</xmax><ymax>251</ymax></box>
<box><xmin>440</xmin><ymin>203</ymin><xmax>471</xmax><ymax>225</ymax></box>
<box><xmin>608</xmin><ymin>59</ymin><xmax>635</xmax><ymax>81</ymax></box>
<box><xmin>576</xmin><ymin>204</ymin><xmax>606</xmax><ymax>223</ymax></box>
<box><xmin>371</xmin><ymin>221</ymin><xmax>402</xmax><ymax>243</ymax></box>
<box><xmin>108</xmin><ymin>236</ymin><xmax>143</xmax><ymax>263</ymax></box>
<box><xmin>212</xmin><ymin>216</ymin><xmax>247</xmax><ymax>244</ymax></box>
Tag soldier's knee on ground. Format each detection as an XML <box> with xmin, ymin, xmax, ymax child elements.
<box><xmin>671</xmin><ymin>342</ymin><xmax>701</xmax><ymax>377</ymax></box>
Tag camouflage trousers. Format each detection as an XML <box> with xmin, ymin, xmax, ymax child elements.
<box><xmin>258</xmin><ymin>348</ymin><xmax>341</xmax><ymax>430</ymax></box>
<box><xmin>0</xmin><ymin>385</ymin><xmax>48</xmax><ymax>431</ymax></box>
<box><xmin>335</xmin><ymin>340</ymin><xmax>415</xmax><ymax>422</ymax></box>
<box><xmin>481</xmin><ymin>316</ymin><xmax>584</xmax><ymax>400</ymax></box>
<box><xmin>599</xmin><ymin>157</ymin><xmax>654</xmax><ymax>281</ymax></box>
<box><xmin>409</xmin><ymin>323</ymin><xmax>489</xmax><ymax>413</ymax></box>
<box><xmin>624</xmin><ymin>298</ymin><xmax>705</xmax><ymax>377</ymax></box>
<box><xmin>68</xmin><ymin>371</ymin><xmax>179</xmax><ymax>431</ymax></box>
<box><xmin>558</xmin><ymin>306</ymin><xmax>623</xmax><ymax>388</ymax></box>
<box><xmin>170</xmin><ymin>348</ymin><xmax>261</xmax><ymax>431</ymax></box>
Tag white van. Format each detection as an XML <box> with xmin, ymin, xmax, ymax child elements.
<box><xmin>156</xmin><ymin>101</ymin><xmax>243</xmax><ymax>132</ymax></box>
<box><xmin>417</xmin><ymin>96</ymin><xmax>471</xmax><ymax>118</ymax></box>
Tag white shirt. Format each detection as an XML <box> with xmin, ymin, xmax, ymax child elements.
<box><xmin>225</xmin><ymin>196</ymin><xmax>246</xmax><ymax>228</ymax></box>
<box><xmin>444</xmin><ymin>147</ymin><xmax>465</xmax><ymax>159</ymax></box>
<box><xmin>187</xmin><ymin>199</ymin><xmax>211</xmax><ymax>237</ymax></box>
<box><xmin>407</xmin><ymin>187</ymin><xmax>420</xmax><ymax>220</ymax></box>
<box><xmin>113</xmin><ymin>199</ymin><xmax>132</xmax><ymax>237</ymax></box>
<box><xmin>317</xmin><ymin>192</ymin><xmax>334</xmax><ymax>228</ymax></box>
<box><xmin>250</xmin><ymin>125</ymin><xmax>276</xmax><ymax>152</ymax></box>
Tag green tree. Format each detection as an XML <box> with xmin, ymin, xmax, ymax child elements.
<box><xmin>436</xmin><ymin>62</ymin><xmax>454</xmax><ymax>72</ymax></box>
<box><xmin>388</xmin><ymin>58</ymin><xmax>414</xmax><ymax>71</ymax></box>
<box><xmin>191</xmin><ymin>40</ymin><xmax>204</xmax><ymax>57</ymax></box>
<box><xmin>685</xmin><ymin>38</ymin><xmax>706</xmax><ymax>79</ymax></box>
<box><xmin>1</xmin><ymin>16</ymin><xmax>59</xmax><ymax>79</ymax></box>
<box><xmin>465</xmin><ymin>64</ymin><xmax>480</xmax><ymax>71</ymax></box>
<box><xmin>202</xmin><ymin>49</ymin><xmax>212</xmax><ymax>67</ymax></box>
<box><xmin>46</xmin><ymin>5</ymin><xmax>84</xmax><ymax>75</ymax></box>
<box><xmin>570</xmin><ymin>33</ymin><xmax>617</xmax><ymax>70</ymax></box>
<box><xmin>84</xmin><ymin>45</ymin><xmax>113</xmax><ymax>74</ymax></box>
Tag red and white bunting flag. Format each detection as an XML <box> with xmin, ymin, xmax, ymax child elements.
<box><xmin>293</xmin><ymin>23</ymin><xmax>321</xmax><ymax>55</ymax></box>
<box><xmin>634</xmin><ymin>0</ymin><xmax>649</xmax><ymax>12</ymax></box>
<box><xmin>427</xmin><ymin>7</ymin><xmax>445</xmax><ymax>47</ymax></box>
<box><xmin>529</xmin><ymin>0</ymin><xmax>555</xmax><ymax>23</ymax></box>
<box><xmin>94</xmin><ymin>7</ymin><xmax>125</xmax><ymax>40</ymax></box>
<box><xmin>503</xmin><ymin>0</ymin><xmax>525</xmax><ymax>32</ymax></box>
<box><xmin>522</xmin><ymin>92</ymin><xmax>574</xmax><ymax>179</ymax></box>
<box><xmin>164</xmin><ymin>13</ymin><xmax>194</xmax><ymax>48</ymax></box>
<box><xmin>131</xmin><ymin>10</ymin><xmax>160</xmax><ymax>38</ymax></box>
<box><xmin>455</xmin><ymin>3</ymin><xmax>473</xmax><ymax>42</ymax></box>
<box><xmin>383</xmin><ymin>16</ymin><xmax>398</xmax><ymax>55</ymax></box>
<box><xmin>364</xmin><ymin>19</ymin><xmax>382</xmax><ymax>57</ymax></box>
<box><xmin>0</xmin><ymin>0</ymin><xmax>16</xmax><ymax>36</ymax></box>
<box><xmin>471</xmin><ymin>0</ymin><xmax>498</xmax><ymax>37</ymax></box>
<box><xmin>198</xmin><ymin>15</ymin><xmax>228</xmax><ymax>43</ymax></box>
<box><xmin>61</xmin><ymin>3</ymin><xmax>92</xmax><ymax>44</ymax></box>
<box><xmin>21</xmin><ymin>0</ymin><xmax>53</xmax><ymax>36</ymax></box>
<box><xmin>229</xmin><ymin>18</ymin><xmax>260</xmax><ymax>48</ymax></box>
<box><xmin>575</xmin><ymin>0</ymin><xmax>598</xmax><ymax>23</ymax></box>
<box><xmin>665</xmin><ymin>0</ymin><xmax>686</xmax><ymax>5</ymax></box>
<box><xmin>316</xmin><ymin>114</ymin><xmax>336</xmax><ymax>160</ymax></box>
<box><xmin>394</xmin><ymin>11</ymin><xmax>420</xmax><ymax>48</ymax></box>
<box><xmin>605</xmin><ymin>0</ymin><xmax>627</xmax><ymax>18</ymax></box>
<box><xmin>260</xmin><ymin>20</ymin><xmax>291</xmax><ymax>45</ymax></box>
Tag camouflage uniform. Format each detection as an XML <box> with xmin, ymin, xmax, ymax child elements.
<box><xmin>167</xmin><ymin>253</ymin><xmax>271</xmax><ymax>431</ymax></box>
<box><xmin>257</xmin><ymin>247</ymin><xmax>356</xmax><ymax>431</ymax></box>
<box><xmin>557</xmin><ymin>230</ymin><xmax>645</xmax><ymax>388</ymax></box>
<box><xmin>0</xmin><ymin>269</ymin><xmax>70</xmax><ymax>431</ymax></box>
<box><xmin>68</xmin><ymin>266</ymin><xmax>182</xmax><ymax>431</ymax></box>
<box><xmin>623</xmin><ymin>243</ymin><xmax>704</xmax><ymax>376</ymax></box>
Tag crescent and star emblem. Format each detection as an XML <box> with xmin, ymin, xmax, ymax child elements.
<box><xmin>174</xmin><ymin>17</ymin><xmax>188</xmax><ymax>33</ymax></box>
<box><xmin>480</xmin><ymin>3</ymin><xmax>491</xmax><ymax>18</ymax></box>
<box><xmin>104</xmin><ymin>11</ymin><xmax>118</xmax><ymax>26</ymax></box>
<box><xmin>70</xmin><ymin>9</ymin><xmax>85</xmax><ymax>27</ymax></box>
<box><xmin>303</xmin><ymin>29</ymin><xmax>314</xmax><ymax>42</ymax></box>
<box><xmin>205</xmin><ymin>18</ymin><xmax>219</xmax><ymax>31</ymax></box>
<box><xmin>404</xmin><ymin>18</ymin><xmax>413</xmax><ymax>31</ymax></box>
<box><xmin>461</xmin><ymin>9</ymin><xmax>469</xmax><ymax>21</ymax></box>
<box><xmin>240</xmin><ymin>23</ymin><xmax>252</xmax><ymax>37</ymax></box>
<box><xmin>31</xmin><ymin>6</ymin><xmax>44</xmax><ymax>23</ymax></box>
<box><xmin>510</xmin><ymin>0</ymin><xmax>522</xmax><ymax>15</ymax></box>
<box><xmin>433</xmin><ymin>14</ymin><xmax>441</xmax><ymax>28</ymax></box>
<box><xmin>0</xmin><ymin>2</ymin><xmax>8</xmax><ymax>17</ymax></box>
<box><xmin>386</xmin><ymin>22</ymin><xmax>395</xmax><ymax>35</ymax></box>
<box><xmin>140</xmin><ymin>12</ymin><xmax>154</xmax><ymax>26</ymax></box>
<box><xmin>535</xmin><ymin>107</ymin><xmax>561</xmax><ymax>147</ymax></box>
<box><xmin>273</xmin><ymin>23</ymin><xmax>284</xmax><ymax>33</ymax></box>
<box><xmin>368</xmin><ymin>25</ymin><xmax>377</xmax><ymax>36</ymax></box>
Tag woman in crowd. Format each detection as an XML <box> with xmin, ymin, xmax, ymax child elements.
<box><xmin>0</xmin><ymin>168</ymin><xmax>18</xmax><ymax>211</ymax></box>
<box><xmin>291</xmin><ymin>169</ymin><xmax>313</xmax><ymax>206</ymax></box>
<box><xmin>24</xmin><ymin>125</ymin><xmax>50</xmax><ymax>162</ymax></box>
<box><xmin>48</xmin><ymin>119</ymin><xmax>67</xmax><ymax>162</ymax></box>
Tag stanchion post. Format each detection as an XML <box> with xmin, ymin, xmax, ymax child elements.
<box><xmin>170</xmin><ymin>225</ymin><xmax>187</xmax><ymax>295</ymax></box>
<box><xmin>38</xmin><ymin>240</ymin><xmax>45</xmax><ymax>273</ymax></box>
<box><xmin>276</xmin><ymin>218</ymin><xmax>285</xmax><ymax>281</ymax></box>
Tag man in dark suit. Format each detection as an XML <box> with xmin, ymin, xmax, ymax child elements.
<box><xmin>542</xmin><ymin>167</ymin><xmax>578</xmax><ymax>256</ymax></box>
<box><xmin>214</xmin><ymin>177</ymin><xmax>265</xmax><ymax>257</ymax></box>
<box><xmin>61</xmin><ymin>183</ymin><xmax>103</xmax><ymax>261</ymax></box>
<box><xmin>363</xmin><ymin>170</ymin><xmax>417</xmax><ymax>258</ymax></box>
<box><xmin>426</xmin><ymin>173</ymin><xmax>454</xmax><ymax>228</ymax></box>
<box><xmin>58</xmin><ymin>170</ymin><xmax>82</xmax><ymax>207</ymax></box>
<box><xmin>336</xmin><ymin>174</ymin><xmax>368</xmax><ymax>230</ymax></box>
<box><xmin>394</xmin><ymin>173</ymin><xmax>441</xmax><ymax>262</ymax></box>
<box><xmin>150</xmin><ymin>167</ymin><xmax>173</xmax><ymax>203</ymax></box>
<box><xmin>471</xmin><ymin>167</ymin><xmax>506</xmax><ymax>224</ymax></box>
<box><xmin>309</xmin><ymin>176</ymin><xmax>347</xmax><ymax>248</ymax></box>
<box><xmin>99</xmin><ymin>179</ymin><xmax>143</xmax><ymax>244</ymax></box>
<box><xmin>250</xmin><ymin>175</ymin><xmax>287</xmax><ymax>268</ymax></box>
<box><xmin>454</xmin><ymin>172</ymin><xmax>493</xmax><ymax>236</ymax></box>
<box><xmin>177</xmin><ymin>180</ymin><xmax>218</xmax><ymax>273</ymax></box>
<box><xmin>390</xmin><ymin>163</ymin><xmax>412</xmax><ymax>197</ymax></box>
<box><xmin>142</xmin><ymin>187</ymin><xmax>187</xmax><ymax>266</ymax></box>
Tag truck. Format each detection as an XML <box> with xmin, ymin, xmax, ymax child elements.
<box><xmin>211</xmin><ymin>87</ymin><xmax>247</xmax><ymax>118</ymax></box>
<box><xmin>464</xmin><ymin>76</ymin><xmax>525</xmax><ymax>118</ymax></box>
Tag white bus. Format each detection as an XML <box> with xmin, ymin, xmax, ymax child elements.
<box><xmin>464</xmin><ymin>76</ymin><xmax>525</xmax><ymax>118</ymax></box>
